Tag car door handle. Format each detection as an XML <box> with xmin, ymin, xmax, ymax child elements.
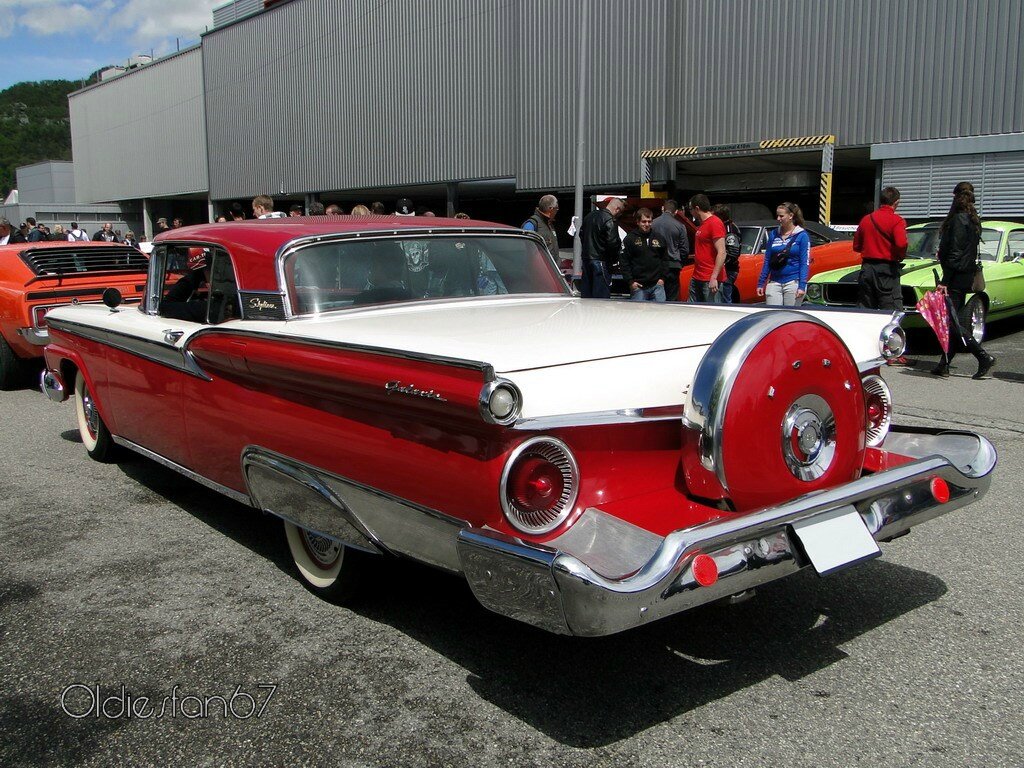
<box><xmin>163</xmin><ymin>329</ymin><xmax>185</xmax><ymax>344</ymax></box>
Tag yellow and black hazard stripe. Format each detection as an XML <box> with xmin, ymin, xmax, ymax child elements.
<box><xmin>759</xmin><ymin>135</ymin><xmax>835</xmax><ymax>149</ymax></box>
<box><xmin>819</xmin><ymin>172</ymin><xmax>833</xmax><ymax>225</ymax></box>
<box><xmin>641</xmin><ymin>146</ymin><xmax>698</xmax><ymax>159</ymax></box>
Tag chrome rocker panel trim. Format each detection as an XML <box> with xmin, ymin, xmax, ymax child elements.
<box><xmin>111</xmin><ymin>436</ymin><xmax>253</xmax><ymax>506</ymax></box>
<box><xmin>456</xmin><ymin>426</ymin><xmax>996</xmax><ymax>637</ymax></box>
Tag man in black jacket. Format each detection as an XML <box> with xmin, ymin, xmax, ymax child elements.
<box><xmin>621</xmin><ymin>208</ymin><xmax>669</xmax><ymax>302</ymax></box>
<box><xmin>0</xmin><ymin>218</ymin><xmax>26</xmax><ymax>245</ymax></box>
<box><xmin>579</xmin><ymin>197</ymin><xmax>624</xmax><ymax>298</ymax></box>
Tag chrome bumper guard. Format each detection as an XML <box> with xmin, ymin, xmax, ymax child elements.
<box><xmin>457</xmin><ymin>426</ymin><xmax>996</xmax><ymax>636</ymax></box>
<box><xmin>17</xmin><ymin>326</ymin><xmax>49</xmax><ymax>345</ymax></box>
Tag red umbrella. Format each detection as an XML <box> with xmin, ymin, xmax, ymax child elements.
<box><xmin>917</xmin><ymin>289</ymin><xmax>950</xmax><ymax>353</ymax></box>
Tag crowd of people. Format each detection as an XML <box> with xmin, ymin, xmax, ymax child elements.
<box><xmin>0</xmin><ymin>216</ymin><xmax>140</xmax><ymax>246</ymax></box>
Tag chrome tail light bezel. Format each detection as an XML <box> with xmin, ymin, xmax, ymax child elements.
<box><xmin>861</xmin><ymin>374</ymin><xmax>893</xmax><ymax>447</ymax></box>
<box><xmin>500</xmin><ymin>436</ymin><xmax>579</xmax><ymax>535</ymax></box>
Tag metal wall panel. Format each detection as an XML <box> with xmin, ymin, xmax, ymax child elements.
<box><xmin>668</xmin><ymin>0</ymin><xmax>1024</xmax><ymax>149</ymax></box>
<box><xmin>882</xmin><ymin>152</ymin><xmax>1024</xmax><ymax>217</ymax></box>
<box><xmin>203</xmin><ymin>0</ymin><xmax>519</xmax><ymax>199</ymax></box>
<box><xmin>69</xmin><ymin>48</ymin><xmax>208</xmax><ymax>203</ymax></box>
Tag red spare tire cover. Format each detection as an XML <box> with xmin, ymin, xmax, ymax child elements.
<box><xmin>685</xmin><ymin>312</ymin><xmax>866</xmax><ymax>512</ymax></box>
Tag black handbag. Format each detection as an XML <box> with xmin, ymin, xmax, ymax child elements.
<box><xmin>769</xmin><ymin>230</ymin><xmax>798</xmax><ymax>270</ymax></box>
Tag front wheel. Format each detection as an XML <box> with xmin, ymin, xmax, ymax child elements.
<box><xmin>75</xmin><ymin>371</ymin><xmax>118</xmax><ymax>462</ymax></box>
<box><xmin>283</xmin><ymin>521</ymin><xmax>365</xmax><ymax>603</ymax></box>
<box><xmin>965</xmin><ymin>295</ymin><xmax>987</xmax><ymax>344</ymax></box>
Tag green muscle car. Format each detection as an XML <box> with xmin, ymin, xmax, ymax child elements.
<box><xmin>804</xmin><ymin>221</ymin><xmax>1024</xmax><ymax>342</ymax></box>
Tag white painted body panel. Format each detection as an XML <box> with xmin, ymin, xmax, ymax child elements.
<box><xmin>48</xmin><ymin>297</ymin><xmax>894</xmax><ymax>418</ymax></box>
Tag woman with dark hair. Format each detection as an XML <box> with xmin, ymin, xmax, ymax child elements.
<box><xmin>757</xmin><ymin>201</ymin><xmax>810</xmax><ymax>306</ymax></box>
<box><xmin>931</xmin><ymin>182</ymin><xmax>995</xmax><ymax>379</ymax></box>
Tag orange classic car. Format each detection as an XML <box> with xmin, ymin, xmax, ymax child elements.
<box><xmin>0</xmin><ymin>240</ymin><xmax>148</xmax><ymax>388</ymax></box>
<box><xmin>679</xmin><ymin>220</ymin><xmax>857</xmax><ymax>303</ymax></box>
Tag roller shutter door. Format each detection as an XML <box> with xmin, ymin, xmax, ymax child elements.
<box><xmin>881</xmin><ymin>152</ymin><xmax>1024</xmax><ymax>218</ymax></box>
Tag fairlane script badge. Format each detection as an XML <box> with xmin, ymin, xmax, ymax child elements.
<box><xmin>385</xmin><ymin>381</ymin><xmax>448</xmax><ymax>402</ymax></box>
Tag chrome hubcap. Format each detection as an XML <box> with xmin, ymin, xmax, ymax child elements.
<box><xmin>82</xmin><ymin>391</ymin><xmax>99</xmax><ymax>437</ymax></box>
<box><xmin>301</xmin><ymin>529</ymin><xmax>342</xmax><ymax>569</ymax></box>
<box><xmin>971</xmin><ymin>303</ymin><xmax>985</xmax><ymax>344</ymax></box>
<box><xmin>782</xmin><ymin>395</ymin><xmax>836</xmax><ymax>481</ymax></box>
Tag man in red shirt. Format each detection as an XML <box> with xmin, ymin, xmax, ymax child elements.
<box><xmin>853</xmin><ymin>186</ymin><xmax>908</xmax><ymax>311</ymax></box>
<box><xmin>686</xmin><ymin>194</ymin><xmax>726</xmax><ymax>303</ymax></box>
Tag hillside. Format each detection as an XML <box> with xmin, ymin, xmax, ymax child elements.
<box><xmin>0</xmin><ymin>80</ymin><xmax>78</xmax><ymax>198</ymax></box>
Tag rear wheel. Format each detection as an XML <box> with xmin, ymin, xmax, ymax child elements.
<box><xmin>283</xmin><ymin>521</ymin><xmax>365</xmax><ymax>603</ymax></box>
<box><xmin>75</xmin><ymin>371</ymin><xmax>117</xmax><ymax>462</ymax></box>
<box><xmin>0</xmin><ymin>336</ymin><xmax>26</xmax><ymax>391</ymax></box>
<box><xmin>965</xmin><ymin>295</ymin><xmax>986</xmax><ymax>344</ymax></box>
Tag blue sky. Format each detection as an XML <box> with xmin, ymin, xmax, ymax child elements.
<box><xmin>0</xmin><ymin>0</ymin><xmax>223</xmax><ymax>90</ymax></box>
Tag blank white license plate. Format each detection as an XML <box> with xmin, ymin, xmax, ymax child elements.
<box><xmin>791</xmin><ymin>506</ymin><xmax>881</xmax><ymax>575</ymax></box>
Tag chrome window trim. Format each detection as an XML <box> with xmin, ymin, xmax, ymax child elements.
<box><xmin>273</xmin><ymin>229</ymin><xmax>571</xmax><ymax>319</ymax></box>
<box><xmin>112</xmin><ymin>436</ymin><xmax>253</xmax><ymax>505</ymax></box>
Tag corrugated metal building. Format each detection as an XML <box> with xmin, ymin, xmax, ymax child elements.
<box><xmin>68</xmin><ymin>0</ymin><xmax>1024</xmax><ymax>235</ymax></box>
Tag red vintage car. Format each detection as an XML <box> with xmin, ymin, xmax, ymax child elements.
<box><xmin>40</xmin><ymin>217</ymin><xmax>995</xmax><ymax>636</ymax></box>
<box><xmin>0</xmin><ymin>240</ymin><xmax>148</xmax><ymax>389</ymax></box>
<box><xmin>679</xmin><ymin>221</ymin><xmax>858</xmax><ymax>303</ymax></box>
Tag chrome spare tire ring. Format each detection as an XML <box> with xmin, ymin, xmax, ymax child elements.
<box><xmin>781</xmin><ymin>394</ymin><xmax>837</xmax><ymax>481</ymax></box>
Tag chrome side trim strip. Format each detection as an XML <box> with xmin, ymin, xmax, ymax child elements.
<box><xmin>240</xmin><ymin>446</ymin><xmax>469</xmax><ymax>573</ymax></box>
<box><xmin>47</xmin><ymin>317</ymin><xmax>211</xmax><ymax>380</ymax></box>
<box><xmin>514</xmin><ymin>405</ymin><xmax>686</xmax><ymax>430</ymax></box>
<box><xmin>111</xmin><ymin>436</ymin><xmax>253</xmax><ymax>506</ymax></box>
<box><xmin>187</xmin><ymin>325</ymin><xmax>495</xmax><ymax>377</ymax></box>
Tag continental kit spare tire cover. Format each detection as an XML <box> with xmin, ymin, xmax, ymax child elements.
<box><xmin>685</xmin><ymin>311</ymin><xmax>867</xmax><ymax>511</ymax></box>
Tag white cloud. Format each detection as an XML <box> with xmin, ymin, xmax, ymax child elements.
<box><xmin>10</xmin><ymin>0</ymin><xmax>220</xmax><ymax>42</ymax></box>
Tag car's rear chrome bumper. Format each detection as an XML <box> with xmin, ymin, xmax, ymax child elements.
<box><xmin>17</xmin><ymin>326</ymin><xmax>49</xmax><ymax>345</ymax></box>
<box><xmin>457</xmin><ymin>426</ymin><xmax>996</xmax><ymax>636</ymax></box>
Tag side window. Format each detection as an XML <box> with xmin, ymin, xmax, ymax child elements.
<box><xmin>978</xmin><ymin>229</ymin><xmax>1002</xmax><ymax>262</ymax></box>
<box><xmin>808</xmin><ymin>231</ymin><xmax>829</xmax><ymax>247</ymax></box>
<box><xmin>154</xmin><ymin>245</ymin><xmax>238</xmax><ymax>324</ymax></box>
<box><xmin>1005</xmin><ymin>230</ymin><xmax>1024</xmax><ymax>261</ymax></box>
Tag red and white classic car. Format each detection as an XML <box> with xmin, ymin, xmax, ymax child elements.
<box><xmin>0</xmin><ymin>240</ymin><xmax>148</xmax><ymax>389</ymax></box>
<box><xmin>41</xmin><ymin>217</ymin><xmax>996</xmax><ymax>636</ymax></box>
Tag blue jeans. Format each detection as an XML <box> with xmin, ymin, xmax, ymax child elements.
<box><xmin>630</xmin><ymin>284</ymin><xmax>666</xmax><ymax>302</ymax></box>
<box><xmin>721</xmin><ymin>268</ymin><xmax>739</xmax><ymax>303</ymax></box>
<box><xmin>688</xmin><ymin>279</ymin><xmax>722</xmax><ymax>303</ymax></box>
<box><xmin>581</xmin><ymin>260</ymin><xmax>611</xmax><ymax>299</ymax></box>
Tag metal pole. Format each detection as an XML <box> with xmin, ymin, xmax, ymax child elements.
<box><xmin>572</xmin><ymin>0</ymin><xmax>590</xmax><ymax>281</ymax></box>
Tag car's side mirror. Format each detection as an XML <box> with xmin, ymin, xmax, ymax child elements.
<box><xmin>102</xmin><ymin>287</ymin><xmax>123</xmax><ymax>310</ymax></box>
<box><xmin>1012</xmin><ymin>251</ymin><xmax>1024</xmax><ymax>263</ymax></box>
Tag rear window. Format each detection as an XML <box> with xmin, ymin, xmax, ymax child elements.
<box><xmin>20</xmin><ymin>245</ymin><xmax>148</xmax><ymax>276</ymax></box>
<box><xmin>284</xmin><ymin>234</ymin><xmax>569</xmax><ymax>315</ymax></box>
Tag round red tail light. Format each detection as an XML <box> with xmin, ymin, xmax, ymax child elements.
<box><xmin>509</xmin><ymin>457</ymin><xmax>566</xmax><ymax>512</ymax></box>
<box><xmin>861</xmin><ymin>374</ymin><xmax>892</xmax><ymax>447</ymax></box>
<box><xmin>691</xmin><ymin>554</ymin><xmax>719</xmax><ymax>587</ymax></box>
<box><xmin>930</xmin><ymin>477</ymin><xmax>950</xmax><ymax>504</ymax></box>
<box><xmin>501</xmin><ymin>437</ymin><xmax>579</xmax><ymax>535</ymax></box>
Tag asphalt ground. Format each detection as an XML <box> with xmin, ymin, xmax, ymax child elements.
<box><xmin>1</xmin><ymin>318</ymin><xmax>1023</xmax><ymax>767</ymax></box>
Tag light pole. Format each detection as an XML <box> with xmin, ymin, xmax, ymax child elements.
<box><xmin>572</xmin><ymin>0</ymin><xmax>590</xmax><ymax>283</ymax></box>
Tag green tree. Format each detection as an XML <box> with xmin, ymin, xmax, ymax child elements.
<box><xmin>0</xmin><ymin>80</ymin><xmax>79</xmax><ymax>198</ymax></box>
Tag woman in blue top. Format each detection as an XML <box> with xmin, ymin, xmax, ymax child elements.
<box><xmin>757</xmin><ymin>202</ymin><xmax>811</xmax><ymax>306</ymax></box>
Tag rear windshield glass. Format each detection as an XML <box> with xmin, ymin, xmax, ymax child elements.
<box><xmin>284</xmin><ymin>235</ymin><xmax>569</xmax><ymax>315</ymax></box>
<box><xmin>21</xmin><ymin>245</ymin><xmax>148</xmax><ymax>276</ymax></box>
